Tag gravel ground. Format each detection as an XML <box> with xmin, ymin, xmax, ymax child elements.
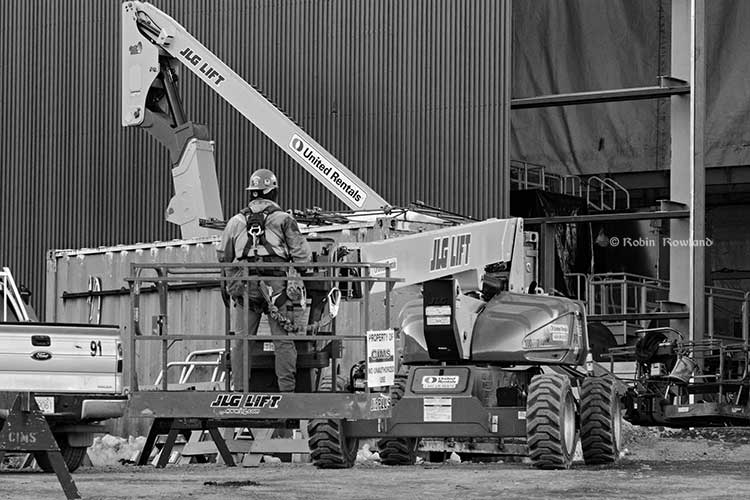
<box><xmin>3</xmin><ymin>428</ymin><xmax>750</xmax><ymax>500</ymax></box>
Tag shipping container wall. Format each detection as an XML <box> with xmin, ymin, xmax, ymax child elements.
<box><xmin>1</xmin><ymin>0</ymin><xmax>511</xmax><ymax>318</ymax></box>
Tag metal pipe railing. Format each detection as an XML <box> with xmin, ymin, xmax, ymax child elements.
<box><xmin>126</xmin><ymin>261</ymin><xmax>401</xmax><ymax>395</ymax></box>
<box><xmin>566</xmin><ymin>272</ymin><xmax>750</xmax><ymax>342</ymax></box>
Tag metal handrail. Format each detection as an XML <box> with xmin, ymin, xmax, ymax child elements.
<box><xmin>567</xmin><ymin>272</ymin><xmax>750</xmax><ymax>342</ymax></box>
<box><xmin>0</xmin><ymin>267</ymin><xmax>30</xmax><ymax>322</ymax></box>
<box><xmin>586</xmin><ymin>176</ymin><xmax>616</xmax><ymax>211</ymax></box>
<box><xmin>127</xmin><ymin>260</ymin><xmax>403</xmax><ymax>397</ymax></box>
<box><xmin>154</xmin><ymin>360</ymin><xmax>226</xmax><ymax>386</ymax></box>
<box><xmin>510</xmin><ymin>161</ymin><xmax>548</xmax><ymax>191</ymax></box>
<box><xmin>600</xmin><ymin>177</ymin><xmax>631</xmax><ymax>209</ymax></box>
<box><xmin>562</xmin><ymin>175</ymin><xmax>583</xmax><ymax>197</ymax></box>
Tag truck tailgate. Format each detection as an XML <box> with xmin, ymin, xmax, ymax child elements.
<box><xmin>0</xmin><ymin>323</ymin><xmax>121</xmax><ymax>393</ymax></box>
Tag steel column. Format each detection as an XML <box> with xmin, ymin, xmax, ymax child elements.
<box><xmin>500</xmin><ymin>0</ymin><xmax>512</xmax><ymax>217</ymax></box>
<box><xmin>669</xmin><ymin>0</ymin><xmax>706</xmax><ymax>341</ymax></box>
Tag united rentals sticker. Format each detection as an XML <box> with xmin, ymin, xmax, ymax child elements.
<box><xmin>290</xmin><ymin>135</ymin><xmax>366</xmax><ymax>208</ymax></box>
<box><xmin>421</xmin><ymin>375</ymin><xmax>460</xmax><ymax>389</ymax></box>
<box><xmin>429</xmin><ymin>233</ymin><xmax>472</xmax><ymax>272</ymax></box>
<box><xmin>210</xmin><ymin>393</ymin><xmax>282</xmax><ymax>416</ymax></box>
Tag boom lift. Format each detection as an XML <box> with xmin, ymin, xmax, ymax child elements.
<box><xmin>121</xmin><ymin>1</ymin><xmax>390</xmax><ymax>239</ymax></box>
<box><xmin>338</xmin><ymin>219</ymin><xmax>624</xmax><ymax>469</ymax></box>
<box><xmin>120</xmin><ymin>1</ymin><xmax>625</xmax><ymax>470</ymax></box>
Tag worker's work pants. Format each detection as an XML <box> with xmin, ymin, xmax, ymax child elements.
<box><xmin>231</xmin><ymin>299</ymin><xmax>297</xmax><ymax>392</ymax></box>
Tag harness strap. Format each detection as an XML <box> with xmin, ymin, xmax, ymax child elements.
<box><xmin>240</xmin><ymin>206</ymin><xmax>283</xmax><ymax>261</ymax></box>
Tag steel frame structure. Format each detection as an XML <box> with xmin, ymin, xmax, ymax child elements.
<box><xmin>518</xmin><ymin>1</ymin><xmax>706</xmax><ymax>342</ymax></box>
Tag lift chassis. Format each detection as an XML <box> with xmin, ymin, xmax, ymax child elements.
<box><xmin>328</xmin><ymin>218</ymin><xmax>627</xmax><ymax>469</ymax></box>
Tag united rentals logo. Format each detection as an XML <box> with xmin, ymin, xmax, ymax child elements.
<box><xmin>290</xmin><ymin>135</ymin><xmax>366</xmax><ymax>208</ymax></box>
<box><xmin>429</xmin><ymin>233</ymin><xmax>472</xmax><ymax>272</ymax></box>
<box><xmin>421</xmin><ymin>375</ymin><xmax>460</xmax><ymax>389</ymax></box>
<box><xmin>210</xmin><ymin>393</ymin><xmax>282</xmax><ymax>416</ymax></box>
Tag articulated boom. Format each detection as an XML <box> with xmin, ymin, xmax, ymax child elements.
<box><xmin>121</xmin><ymin>1</ymin><xmax>389</xmax><ymax>237</ymax></box>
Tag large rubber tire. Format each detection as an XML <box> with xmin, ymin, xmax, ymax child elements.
<box><xmin>36</xmin><ymin>440</ymin><xmax>87</xmax><ymax>473</ymax></box>
<box><xmin>307</xmin><ymin>419</ymin><xmax>358</xmax><ymax>469</ymax></box>
<box><xmin>378</xmin><ymin>372</ymin><xmax>418</xmax><ymax>466</ymax></box>
<box><xmin>307</xmin><ymin>374</ymin><xmax>358</xmax><ymax>469</ymax></box>
<box><xmin>526</xmin><ymin>374</ymin><xmax>578</xmax><ymax>470</ymax></box>
<box><xmin>580</xmin><ymin>376</ymin><xmax>622</xmax><ymax>465</ymax></box>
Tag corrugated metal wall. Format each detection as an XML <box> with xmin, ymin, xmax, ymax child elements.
<box><xmin>0</xmin><ymin>0</ymin><xmax>511</xmax><ymax>317</ymax></box>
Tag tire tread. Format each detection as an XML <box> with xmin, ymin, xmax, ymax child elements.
<box><xmin>526</xmin><ymin>374</ymin><xmax>577</xmax><ymax>470</ymax></box>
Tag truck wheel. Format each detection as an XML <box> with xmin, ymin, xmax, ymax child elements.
<box><xmin>307</xmin><ymin>420</ymin><xmax>358</xmax><ymax>469</ymax></box>
<box><xmin>526</xmin><ymin>374</ymin><xmax>578</xmax><ymax>469</ymax></box>
<box><xmin>580</xmin><ymin>376</ymin><xmax>622</xmax><ymax>465</ymax></box>
<box><xmin>378</xmin><ymin>371</ymin><xmax>418</xmax><ymax>466</ymax></box>
<box><xmin>308</xmin><ymin>374</ymin><xmax>358</xmax><ymax>469</ymax></box>
<box><xmin>36</xmin><ymin>441</ymin><xmax>87</xmax><ymax>473</ymax></box>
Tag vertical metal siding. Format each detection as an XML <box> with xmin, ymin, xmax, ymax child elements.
<box><xmin>0</xmin><ymin>0</ymin><xmax>510</xmax><ymax>317</ymax></box>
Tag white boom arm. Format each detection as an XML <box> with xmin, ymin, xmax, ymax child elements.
<box><xmin>356</xmin><ymin>218</ymin><xmax>529</xmax><ymax>294</ymax></box>
<box><xmin>122</xmin><ymin>1</ymin><xmax>389</xmax><ymax>214</ymax></box>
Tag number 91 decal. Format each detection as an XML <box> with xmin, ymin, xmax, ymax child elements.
<box><xmin>90</xmin><ymin>340</ymin><xmax>103</xmax><ymax>356</ymax></box>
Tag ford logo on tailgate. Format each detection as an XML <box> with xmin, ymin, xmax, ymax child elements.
<box><xmin>31</xmin><ymin>351</ymin><xmax>52</xmax><ymax>361</ymax></box>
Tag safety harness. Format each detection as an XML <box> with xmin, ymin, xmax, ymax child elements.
<box><xmin>240</xmin><ymin>206</ymin><xmax>282</xmax><ymax>261</ymax></box>
<box><xmin>238</xmin><ymin>205</ymin><xmax>302</xmax><ymax>331</ymax></box>
<box><xmin>235</xmin><ymin>205</ymin><xmax>341</xmax><ymax>334</ymax></box>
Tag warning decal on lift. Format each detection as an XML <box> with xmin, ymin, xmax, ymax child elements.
<box><xmin>370</xmin><ymin>394</ymin><xmax>391</xmax><ymax>413</ymax></box>
<box><xmin>290</xmin><ymin>135</ymin><xmax>366</xmax><ymax>208</ymax></box>
<box><xmin>366</xmin><ymin>329</ymin><xmax>395</xmax><ymax>387</ymax></box>
<box><xmin>423</xmin><ymin>397</ymin><xmax>452</xmax><ymax>422</ymax></box>
<box><xmin>421</xmin><ymin>375</ymin><xmax>460</xmax><ymax>389</ymax></box>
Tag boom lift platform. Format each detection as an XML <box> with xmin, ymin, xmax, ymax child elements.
<box><xmin>126</xmin><ymin>259</ymin><xmax>401</xmax><ymax>468</ymax></box>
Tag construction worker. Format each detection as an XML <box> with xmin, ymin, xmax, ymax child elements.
<box><xmin>217</xmin><ymin>168</ymin><xmax>312</xmax><ymax>392</ymax></box>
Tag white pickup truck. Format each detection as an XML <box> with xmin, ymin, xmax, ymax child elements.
<box><xmin>0</xmin><ymin>267</ymin><xmax>126</xmax><ymax>472</ymax></box>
